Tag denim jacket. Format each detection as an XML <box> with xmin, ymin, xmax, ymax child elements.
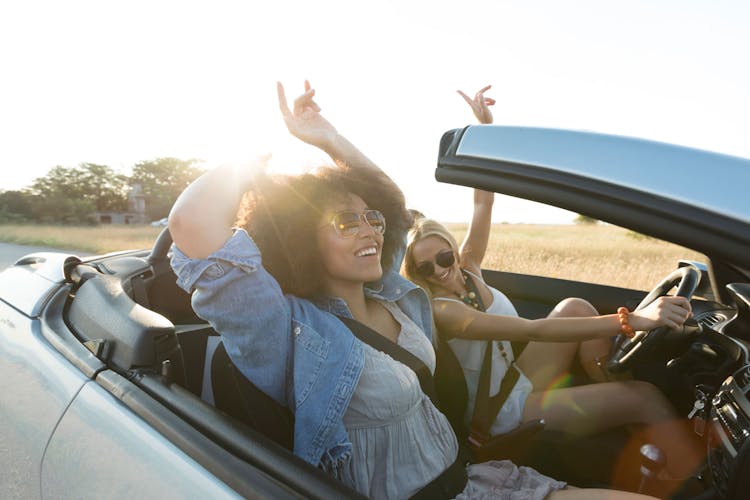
<box><xmin>171</xmin><ymin>229</ymin><xmax>433</xmax><ymax>470</ymax></box>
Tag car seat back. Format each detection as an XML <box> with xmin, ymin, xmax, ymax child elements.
<box><xmin>178</xmin><ymin>327</ymin><xmax>532</xmax><ymax>461</ymax></box>
<box><xmin>211</xmin><ymin>342</ymin><xmax>294</xmax><ymax>450</ymax></box>
<box><xmin>434</xmin><ymin>337</ymin><xmax>470</xmax><ymax>439</ymax></box>
<box><xmin>174</xmin><ymin>327</ymin><xmax>294</xmax><ymax>450</ymax></box>
<box><xmin>174</xmin><ymin>325</ymin><xmax>222</xmax><ymax>400</ymax></box>
<box><xmin>67</xmin><ymin>270</ymin><xmax>186</xmax><ymax>386</ymax></box>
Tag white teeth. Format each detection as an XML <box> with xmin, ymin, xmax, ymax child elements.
<box><xmin>356</xmin><ymin>247</ymin><xmax>377</xmax><ymax>257</ymax></box>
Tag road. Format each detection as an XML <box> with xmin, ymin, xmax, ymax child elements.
<box><xmin>0</xmin><ymin>242</ymin><xmax>90</xmax><ymax>271</ymax></box>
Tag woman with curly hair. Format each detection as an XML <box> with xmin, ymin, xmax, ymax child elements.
<box><xmin>169</xmin><ymin>80</ymin><xmax>663</xmax><ymax>499</ymax></box>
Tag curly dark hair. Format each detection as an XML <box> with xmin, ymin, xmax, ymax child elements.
<box><xmin>236</xmin><ymin>162</ymin><xmax>412</xmax><ymax>298</ymax></box>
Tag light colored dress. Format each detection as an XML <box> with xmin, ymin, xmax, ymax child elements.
<box><xmin>436</xmin><ymin>270</ymin><xmax>534</xmax><ymax>435</ymax></box>
<box><xmin>334</xmin><ymin>299</ymin><xmax>564</xmax><ymax>499</ymax></box>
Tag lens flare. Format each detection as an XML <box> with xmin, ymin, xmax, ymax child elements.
<box><xmin>540</xmin><ymin>373</ymin><xmax>581</xmax><ymax>412</ymax></box>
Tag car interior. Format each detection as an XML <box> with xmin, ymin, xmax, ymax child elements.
<box><xmin>53</xmin><ymin>225</ymin><xmax>750</xmax><ymax>499</ymax></box>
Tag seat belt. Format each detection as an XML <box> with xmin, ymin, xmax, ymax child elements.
<box><xmin>461</xmin><ymin>271</ymin><xmax>521</xmax><ymax>444</ymax></box>
<box><xmin>336</xmin><ymin>315</ymin><xmax>437</xmax><ymax>403</ymax></box>
<box><xmin>470</xmin><ymin>345</ymin><xmax>521</xmax><ymax>444</ymax></box>
<box><xmin>336</xmin><ymin>315</ymin><xmax>467</xmax><ymax>499</ymax></box>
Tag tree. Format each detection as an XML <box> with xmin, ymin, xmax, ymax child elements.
<box><xmin>574</xmin><ymin>214</ymin><xmax>599</xmax><ymax>225</ymax></box>
<box><xmin>28</xmin><ymin>163</ymin><xmax>129</xmax><ymax>223</ymax></box>
<box><xmin>0</xmin><ymin>190</ymin><xmax>34</xmax><ymax>222</ymax></box>
<box><xmin>129</xmin><ymin>158</ymin><xmax>205</xmax><ymax>220</ymax></box>
<box><xmin>30</xmin><ymin>193</ymin><xmax>97</xmax><ymax>225</ymax></box>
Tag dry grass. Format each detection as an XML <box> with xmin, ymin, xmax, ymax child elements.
<box><xmin>0</xmin><ymin>224</ymin><xmax>162</xmax><ymax>254</ymax></box>
<box><xmin>446</xmin><ymin>223</ymin><xmax>705</xmax><ymax>291</ymax></box>
<box><xmin>0</xmin><ymin>223</ymin><xmax>706</xmax><ymax>291</ymax></box>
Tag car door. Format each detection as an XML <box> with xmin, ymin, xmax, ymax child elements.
<box><xmin>0</xmin><ymin>292</ymin><xmax>83</xmax><ymax>499</ymax></box>
<box><xmin>0</xmin><ymin>254</ymin><xmax>100</xmax><ymax>499</ymax></box>
<box><xmin>0</xmin><ymin>254</ymin><xmax>291</xmax><ymax>499</ymax></box>
<box><xmin>40</xmin><ymin>375</ymin><xmax>244</xmax><ymax>498</ymax></box>
<box><xmin>481</xmin><ymin>268</ymin><xmax>648</xmax><ymax>320</ymax></box>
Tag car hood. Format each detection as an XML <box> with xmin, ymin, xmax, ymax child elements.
<box><xmin>0</xmin><ymin>252</ymin><xmax>76</xmax><ymax>317</ymax></box>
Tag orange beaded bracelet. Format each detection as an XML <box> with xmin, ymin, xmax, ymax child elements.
<box><xmin>617</xmin><ymin>306</ymin><xmax>635</xmax><ymax>338</ymax></box>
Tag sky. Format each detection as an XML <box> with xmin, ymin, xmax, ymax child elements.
<box><xmin>1</xmin><ymin>0</ymin><xmax>749</xmax><ymax>223</ymax></box>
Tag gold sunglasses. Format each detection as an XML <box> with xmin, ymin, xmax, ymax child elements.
<box><xmin>323</xmin><ymin>209</ymin><xmax>386</xmax><ymax>238</ymax></box>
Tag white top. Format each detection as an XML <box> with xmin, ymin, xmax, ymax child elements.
<box><xmin>436</xmin><ymin>270</ymin><xmax>534</xmax><ymax>435</ymax></box>
<box><xmin>335</xmin><ymin>300</ymin><xmax>457</xmax><ymax>498</ymax></box>
<box><xmin>334</xmin><ymin>299</ymin><xmax>564</xmax><ymax>499</ymax></box>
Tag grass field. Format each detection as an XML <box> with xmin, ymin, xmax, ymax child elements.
<box><xmin>444</xmin><ymin>223</ymin><xmax>704</xmax><ymax>291</ymax></box>
<box><xmin>0</xmin><ymin>224</ymin><xmax>162</xmax><ymax>254</ymax></box>
<box><xmin>0</xmin><ymin>223</ymin><xmax>705</xmax><ymax>291</ymax></box>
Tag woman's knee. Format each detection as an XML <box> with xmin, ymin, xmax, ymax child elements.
<box><xmin>550</xmin><ymin>297</ymin><xmax>598</xmax><ymax>318</ymax></box>
<box><xmin>623</xmin><ymin>380</ymin><xmax>676</xmax><ymax>420</ymax></box>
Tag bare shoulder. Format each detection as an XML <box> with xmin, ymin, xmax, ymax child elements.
<box><xmin>431</xmin><ymin>295</ymin><xmax>471</xmax><ymax>321</ymax></box>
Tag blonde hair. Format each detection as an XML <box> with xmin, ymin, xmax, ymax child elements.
<box><xmin>402</xmin><ymin>217</ymin><xmax>461</xmax><ymax>299</ymax></box>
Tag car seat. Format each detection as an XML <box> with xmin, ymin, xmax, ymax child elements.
<box><xmin>211</xmin><ymin>341</ymin><xmax>294</xmax><ymax>450</ymax></box>
<box><xmin>206</xmin><ymin>334</ymin><xmax>542</xmax><ymax>462</ymax></box>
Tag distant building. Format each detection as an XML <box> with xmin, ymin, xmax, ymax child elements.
<box><xmin>93</xmin><ymin>184</ymin><xmax>147</xmax><ymax>224</ymax></box>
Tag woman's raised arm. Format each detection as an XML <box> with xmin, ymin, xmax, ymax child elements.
<box><xmin>456</xmin><ymin>85</ymin><xmax>496</xmax><ymax>274</ymax></box>
<box><xmin>277</xmin><ymin>80</ymin><xmax>403</xmax><ymax>200</ymax></box>
<box><xmin>169</xmin><ymin>157</ymin><xmax>267</xmax><ymax>259</ymax></box>
<box><xmin>457</xmin><ymin>84</ymin><xmax>495</xmax><ymax>125</ymax></box>
<box><xmin>459</xmin><ymin>189</ymin><xmax>495</xmax><ymax>275</ymax></box>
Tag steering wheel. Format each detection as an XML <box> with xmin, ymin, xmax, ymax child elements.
<box><xmin>147</xmin><ymin>227</ymin><xmax>174</xmax><ymax>274</ymax></box>
<box><xmin>149</xmin><ymin>226</ymin><xmax>173</xmax><ymax>261</ymax></box>
<box><xmin>606</xmin><ymin>265</ymin><xmax>700</xmax><ymax>373</ymax></box>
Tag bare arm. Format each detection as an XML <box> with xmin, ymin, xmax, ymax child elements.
<box><xmin>169</xmin><ymin>158</ymin><xmax>267</xmax><ymax>259</ymax></box>
<box><xmin>277</xmin><ymin>81</ymin><xmax>401</xmax><ymax>197</ymax></box>
<box><xmin>457</xmin><ymin>84</ymin><xmax>495</xmax><ymax>125</ymax></box>
<box><xmin>459</xmin><ymin>189</ymin><xmax>494</xmax><ymax>275</ymax></box>
<box><xmin>433</xmin><ymin>295</ymin><xmax>692</xmax><ymax>342</ymax></box>
<box><xmin>456</xmin><ymin>85</ymin><xmax>496</xmax><ymax>274</ymax></box>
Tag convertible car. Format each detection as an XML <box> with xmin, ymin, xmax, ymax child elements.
<box><xmin>1</xmin><ymin>126</ymin><xmax>749</xmax><ymax>499</ymax></box>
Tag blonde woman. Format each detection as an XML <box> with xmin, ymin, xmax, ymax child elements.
<box><xmin>402</xmin><ymin>85</ymin><xmax>702</xmax><ymax>480</ymax></box>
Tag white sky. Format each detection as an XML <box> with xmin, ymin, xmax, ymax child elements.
<box><xmin>1</xmin><ymin>0</ymin><xmax>749</xmax><ymax>223</ymax></box>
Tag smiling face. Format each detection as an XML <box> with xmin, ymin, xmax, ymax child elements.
<box><xmin>316</xmin><ymin>193</ymin><xmax>385</xmax><ymax>294</ymax></box>
<box><xmin>410</xmin><ymin>234</ymin><xmax>461</xmax><ymax>291</ymax></box>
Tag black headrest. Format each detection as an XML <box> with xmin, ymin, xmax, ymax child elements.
<box><xmin>67</xmin><ymin>272</ymin><xmax>184</xmax><ymax>383</ymax></box>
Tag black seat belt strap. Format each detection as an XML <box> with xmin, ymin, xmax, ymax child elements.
<box><xmin>336</xmin><ymin>315</ymin><xmax>438</xmax><ymax>404</ymax></box>
<box><xmin>337</xmin><ymin>315</ymin><xmax>467</xmax><ymax>499</ymax></box>
<box><xmin>461</xmin><ymin>271</ymin><xmax>520</xmax><ymax>442</ymax></box>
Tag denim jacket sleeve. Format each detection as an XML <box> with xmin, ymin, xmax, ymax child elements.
<box><xmin>170</xmin><ymin>229</ymin><xmax>290</xmax><ymax>405</ymax></box>
<box><xmin>171</xmin><ymin>229</ymin><xmax>367</xmax><ymax>468</ymax></box>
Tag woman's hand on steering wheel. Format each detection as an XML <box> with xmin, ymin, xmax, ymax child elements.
<box><xmin>629</xmin><ymin>295</ymin><xmax>692</xmax><ymax>332</ymax></box>
<box><xmin>607</xmin><ymin>265</ymin><xmax>700</xmax><ymax>373</ymax></box>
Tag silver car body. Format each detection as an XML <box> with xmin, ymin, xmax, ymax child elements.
<box><xmin>0</xmin><ymin>252</ymin><xmax>241</xmax><ymax>498</ymax></box>
<box><xmin>2</xmin><ymin>125</ymin><xmax>750</xmax><ymax>498</ymax></box>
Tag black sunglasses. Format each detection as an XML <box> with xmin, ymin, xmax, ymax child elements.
<box><xmin>415</xmin><ymin>249</ymin><xmax>456</xmax><ymax>278</ymax></box>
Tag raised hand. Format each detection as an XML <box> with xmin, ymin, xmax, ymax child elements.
<box><xmin>277</xmin><ymin>80</ymin><xmax>338</xmax><ymax>150</ymax></box>
<box><xmin>630</xmin><ymin>296</ymin><xmax>692</xmax><ymax>331</ymax></box>
<box><xmin>457</xmin><ymin>85</ymin><xmax>496</xmax><ymax>124</ymax></box>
